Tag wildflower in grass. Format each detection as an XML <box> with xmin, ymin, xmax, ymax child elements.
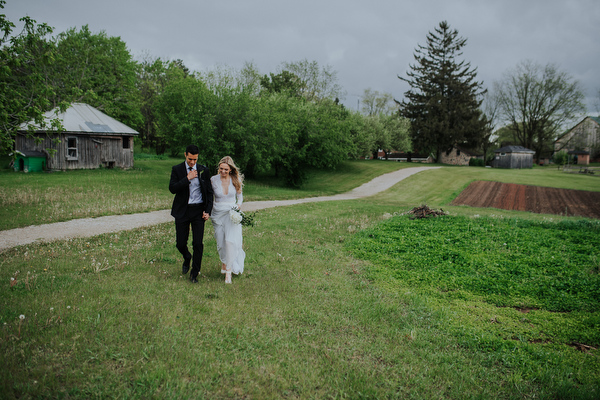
<box><xmin>67</xmin><ymin>306</ymin><xmax>71</xmax><ymax>309</ymax></box>
<box><xmin>18</xmin><ymin>315</ymin><xmax>25</xmax><ymax>336</ymax></box>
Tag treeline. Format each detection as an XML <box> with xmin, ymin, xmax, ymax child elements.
<box><xmin>1</xmin><ymin>4</ymin><xmax>410</xmax><ymax>186</ymax></box>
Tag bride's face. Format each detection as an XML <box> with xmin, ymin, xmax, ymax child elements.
<box><xmin>218</xmin><ymin>163</ymin><xmax>231</xmax><ymax>178</ymax></box>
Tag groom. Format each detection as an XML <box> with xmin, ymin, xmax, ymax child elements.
<box><xmin>169</xmin><ymin>145</ymin><xmax>213</xmax><ymax>283</ymax></box>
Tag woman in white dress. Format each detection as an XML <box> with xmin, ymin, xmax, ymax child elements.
<box><xmin>210</xmin><ymin>156</ymin><xmax>245</xmax><ymax>284</ymax></box>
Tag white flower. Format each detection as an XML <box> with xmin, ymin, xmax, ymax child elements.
<box><xmin>19</xmin><ymin>315</ymin><xmax>25</xmax><ymax>320</ymax></box>
<box><xmin>230</xmin><ymin>208</ymin><xmax>243</xmax><ymax>224</ymax></box>
<box><xmin>67</xmin><ymin>306</ymin><xmax>71</xmax><ymax>309</ymax></box>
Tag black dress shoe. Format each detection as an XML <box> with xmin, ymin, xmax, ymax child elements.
<box><xmin>190</xmin><ymin>276</ymin><xmax>198</xmax><ymax>284</ymax></box>
<box><xmin>182</xmin><ymin>262</ymin><xmax>190</xmax><ymax>275</ymax></box>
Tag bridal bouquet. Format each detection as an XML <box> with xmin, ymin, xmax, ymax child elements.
<box><xmin>229</xmin><ymin>207</ymin><xmax>256</xmax><ymax>226</ymax></box>
<box><xmin>229</xmin><ymin>207</ymin><xmax>243</xmax><ymax>224</ymax></box>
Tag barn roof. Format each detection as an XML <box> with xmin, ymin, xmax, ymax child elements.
<box><xmin>19</xmin><ymin>103</ymin><xmax>138</xmax><ymax>135</ymax></box>
<box><xmin>494</xmin><ymin>145</ymin><xmax>535</xmax><ymax>154</ymax></box>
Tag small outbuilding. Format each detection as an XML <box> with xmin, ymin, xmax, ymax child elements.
<box><xmin>15</xmin><ymin>103</ymin><xmax>138</xmax><ymax>171</ymax></box>
<box><xmin>492</xmin><ymin>145</ymin><xmax>535</xmax><ymax>169</ymax></box>
<box><xmin>568</xmin><ymin>150</ymin><xmax>590</xmax><ymax>165</ymax></box>
<box><xmin>12</xmin><ymin>150</ymin><xmax>47</xmax><ymax>172</ymax></box>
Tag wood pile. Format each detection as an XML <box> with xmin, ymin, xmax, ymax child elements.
<box><xmin>405</xmin><ymin>204</ymin><xmax>447</xmax><ymax>219</ymax></box>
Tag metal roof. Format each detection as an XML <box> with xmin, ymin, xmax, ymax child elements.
<box><xmin>19</xmin><ymin>103</ymin><xmax>138</xmax><ymax>135</ymax></box>
<box><xmin>494</xmin><ymin>145</ymin><xmax>535</xmax><ymax>154</ymax></box>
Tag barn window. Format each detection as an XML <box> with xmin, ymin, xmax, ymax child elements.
<box><xmin>456</xmin><ymin>149</ymin><xmax>461</xmax><ymax>155</ymax></box>
<box><xmin>67</xmin><ymin>137</ymin><xmax>78</xmax><ymax>160</ymax></box>
<box><xmin>122</xmin><ymin>136</ymin><xmax>130</xmax><ymax>149</ymax></box>
<box><xmin>500</xmin><ymin>152</ymin><xmax>506</xmax><ymax>156</ymax></box>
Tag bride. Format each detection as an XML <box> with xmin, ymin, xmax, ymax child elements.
<box><xmin>210</xmin><ymin>156</ymin><xmax>245</xmax><ymax>284</ymax></box>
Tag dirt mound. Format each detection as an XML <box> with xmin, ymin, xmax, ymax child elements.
<box><xmin>451</xmin><ymin>181</ymin><xmax>600</xmax><ymax>219</ymax></box>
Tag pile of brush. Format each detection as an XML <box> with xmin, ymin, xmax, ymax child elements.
<box><xmin>404</xmin><ymin>204</ymin><xmax>447</xmax><ymax>219</ymax></box>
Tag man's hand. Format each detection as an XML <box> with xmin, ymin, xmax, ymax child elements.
<box><xmin>187</xmin><ymin>169</ymin><xmax>198</xmax><ymax>181</ymax></box>
<box><xmin>202</xmin><ymin>212</ymin><xmax>210</xmax><ymax>221</ymax></box>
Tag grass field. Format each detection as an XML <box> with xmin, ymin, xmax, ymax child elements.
<box><xmin>0</xmin><ymin>158</ymin><xmax>409</xmax><ymax>231</ymax></box>
<box><xmin>1</xmin><ymin>161</ymin><xmax>600</xmax><ymax>399</ymax></box>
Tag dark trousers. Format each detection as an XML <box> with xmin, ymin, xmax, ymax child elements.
<box><xmin>175</xmin><ymin>204</ymin><xmax>205</xmax><ymax>279</ymax></box>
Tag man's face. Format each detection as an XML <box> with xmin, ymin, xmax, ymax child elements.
<box><xmin>185</xmin><ymin>152</ymin><xmax>198</xmax><ymax>168</ymax></box>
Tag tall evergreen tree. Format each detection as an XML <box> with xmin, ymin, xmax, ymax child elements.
<box><xmin>397</xmin><ymin>21</ymin><xmax>486</xmax><ymax>161</ymax></box>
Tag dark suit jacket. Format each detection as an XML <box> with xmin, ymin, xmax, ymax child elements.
<box><xmin>169</xmin><ymin>161</ymin><xmax>214</xmax><ymax>220</ymax></box>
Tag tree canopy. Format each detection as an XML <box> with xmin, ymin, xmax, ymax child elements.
<box><xmin>397</xmin><ymin>21</ymin><xmax>486</xmax><ymax>161</ymax></box>
<box><xmin>0</xmin><ymin>0</ymin><xmax>65</xmax><ymax>153</ymax></box>
<box><xmin>493</xmin><ymin>60</ymin><xmax>586</xmax><ymax>160</ymax></box>
<box><xmin>1</xmin><ymin>7</ymin><xmax>407</xmax><ymax>187</ymax></box>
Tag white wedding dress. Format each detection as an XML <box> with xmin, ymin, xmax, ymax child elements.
<box><xmin>210</xmin><ymin>175</ymin><xmax>245</xmax><ymax>275</ymax></box>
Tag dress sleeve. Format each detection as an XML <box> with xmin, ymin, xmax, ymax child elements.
<box><xmin>236</xmin><ymin>192</ymin><xmax>243</xmax><ymax>208</ymax></box>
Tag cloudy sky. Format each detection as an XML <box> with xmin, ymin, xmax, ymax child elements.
<box><xmin>4</xmin><ymin>0</ymin><xmax>599</xmax><ymax>113</ymax></box>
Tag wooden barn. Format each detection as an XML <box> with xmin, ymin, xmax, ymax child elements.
<box><xmin>492</xmin><ymin>145</ymin><xmax>535</xmax><ymax>169</ymax></box>
<box><xmin>15</xmin><ymin>103</ymin><xmax>138</xmax><ymax>171</ymax></box>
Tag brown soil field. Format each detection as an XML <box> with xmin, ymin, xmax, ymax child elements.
<box><xmin>451</xmin><ymin>181</ymin><xmax>600</xmax><ymax>219</ymax></box>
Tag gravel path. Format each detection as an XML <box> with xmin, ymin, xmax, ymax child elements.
<box><xmin>0</xmin><ymin>166</ymin><xmax>440</xmax><ymax>251</ymax></box>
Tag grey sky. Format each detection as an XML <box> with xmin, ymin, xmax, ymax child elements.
<box><xmin>4</xmin><ymin>0</ymin><xmax>599</xmax><ymax>113</ymax></box>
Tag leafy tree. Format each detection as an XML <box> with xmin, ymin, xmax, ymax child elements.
<box><xmin>397</xmin><ymin>21</ymin><xmax>486</xmax><ymax>161</ymax></box>
<box><xmin>0</xmin><ymin>0</ymin><xmax>65</xmax><ymax>154</ymax></box>
<box><xmin>360</xmin><ymin>88</ymin><xmax>396</xmax><ymax>116</ymax></box>
<box><xmin>386</xmin><ymin>115</ymin><xmax>412</xmax><ymax>153</ymax></box>
<box><xmin>280</xmin><ymin>59</ymin><xmax>345</xmax><ymax>102</ymax></box>
<box><xmin>260</xmin><ymin>70</ymin><xmax>305</xmax><ymax>98</ymax></box>
<box><xmin>51</xmin><ymin>25</ymin><xmax>142</xmax><ymax>129</ymax></box>
<box><xmin>137</xmin><ymin>54</ymin><xmax>168</xmax><ymax>152</ymax></box>
<box><xmin>272</xmin><ymin>98</ymin><xmax>353</xmax><ymax>187</ymax></box>
<box><xmin>363</xmin><ymin>114</ymin><xmax>412</xmax><ymax>160</ymax></box>
<box><xmin>494</xmin><ymin>60</ymin><xmax>586</xmax><ymax>160</ymax></box>
<box><xmin>202</xmin><ymin>61</ymin><xmax>261</xmax><ymax>95</ymax></box>
<box><xmin>153</xmin><ymin>67</ymin><xmax>215</xmax><ymax>158</ymax></box>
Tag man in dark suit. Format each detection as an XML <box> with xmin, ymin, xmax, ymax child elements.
<box><xmin>169</xmin><ymin>145</ymin><xmax>214</xmax><ymax>283</ymax></box>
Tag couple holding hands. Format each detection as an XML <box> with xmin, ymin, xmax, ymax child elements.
<box><xmin>169</xmin><ymin>145</ymin><xmax>245</xmax><ymax>284</ymax></box>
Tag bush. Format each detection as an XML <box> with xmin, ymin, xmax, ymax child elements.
<box><xmin>469</xmin><ymin>157</ymin><xmax>485</xmax><ymax>167</ymax></box>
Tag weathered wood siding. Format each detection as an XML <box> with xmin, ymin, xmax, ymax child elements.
<box><xmin>493</xmin><ymin>152</ymin><xmax>533</xmax><ymax>169</ymax></box>
<box><xmin>16</xmin><ymin>133</ymin><xmax>135</xmax><ymax>170</ymax></box>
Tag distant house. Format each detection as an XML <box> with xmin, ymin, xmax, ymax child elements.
<box><xmin>554</xmin><ymin>116</ymin><xmax>600</xmax><ymax>163</ymax></box>
<box><xmin>438</xmin><ymin>146</ymin><xmax>482</xmax><ymax>166</ymax></box>
<box><xmin>492</xmin><ymin>145</ymin><xmax>535</xmax><ymax>169</ymax></box>
<box><xmin>15</xmin><ymin>103</ymin><xmax>138</xmax><ymax>171</ymax></box>
<box><xmin>568</xmin><ymin>150</ymin><xmax>590</xmax><ymax>165</ymax></box>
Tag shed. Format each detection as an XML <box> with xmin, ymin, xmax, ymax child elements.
<box><xmin>16</xmin><ymin>103</ymin><xmax>138</xmax><ymax>170</ymax></box>
<box><xmin>492</xmin><ymin>145</ymin><xmax>535</xmax><ymax>169</ymax></box>
<box><xmin>11</xmin><ymin>150</ymin><xmax>47</xmax><ymax>173</ymax></box>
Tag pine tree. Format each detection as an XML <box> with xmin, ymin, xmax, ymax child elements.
<box><xmin>397</xmin><ymin>21</ymin><xmax>486</xmax><ymax>161</ymax></box>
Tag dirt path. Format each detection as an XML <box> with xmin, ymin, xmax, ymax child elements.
<box><xmin>0</xmin><ymin>166</ymin><xmax>440</xmax><ymax>251</ymax></box>
<box><xmin>452</xmin><ymin>180</ymin><xmax>600</xmax><ymax>218</ymax></box>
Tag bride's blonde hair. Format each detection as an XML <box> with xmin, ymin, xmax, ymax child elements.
<box><xmin>218</xmin><ymin>156</ymin><xmax>244</xmax><ymax>192</ymax></box>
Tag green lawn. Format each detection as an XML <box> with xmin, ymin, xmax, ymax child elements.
<box><xmin>1</xmin><ymin>162</ymin><xmax>600</xmax><ymax>399</ymax></box>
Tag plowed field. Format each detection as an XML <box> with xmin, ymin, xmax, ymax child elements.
<box><xmin>451</xmin><ymin>181</ymin><xmax>600</xmax><ymax>219</ymax></box>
